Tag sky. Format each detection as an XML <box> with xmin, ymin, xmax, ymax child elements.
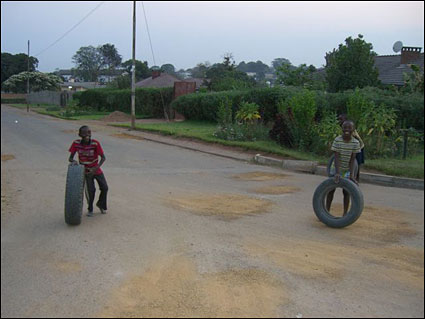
<box><xmin>1</xmin><ymin>1</ymin><xmax>424</xmax><ymax>73</ymax></box>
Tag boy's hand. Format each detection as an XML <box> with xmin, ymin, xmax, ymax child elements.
<box><xmin>350</xmin><ymin>175</ymin><xmax>359</xmax><ymax>185</ymax></box>
<box><xmin>86</xmin><ymin>166</ymin><xmax>98</xmax><ymax>175</ymax></box>
<box><xmin>70</xmin><ymin>160</ymin><xmax>78</xmax><ymax>166</ymax></box>
<box><xmin>334</xmin><ymin>174</ymin><xmax>341</xmax><ymax>184</ymax></box>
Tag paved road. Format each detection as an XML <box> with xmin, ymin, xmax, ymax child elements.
<box><xmin>1</xmin><ymin>105</ymin><xmax>424</xmax><ymax>318</ymax></box>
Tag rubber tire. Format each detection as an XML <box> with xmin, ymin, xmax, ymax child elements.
<box><xmin>312</xmin><ymin>177</ymin><xmax>364</xmax><ymax>228</ymax></box>
<box><xmin>326</xmin><ymin>154</ymin><xmax>358</xmax><ymax>178</ymax></box>
<box><xmin>64</xmin><ymin>164</ymin><xmax>85</xmax><ymax>225</ymax></box>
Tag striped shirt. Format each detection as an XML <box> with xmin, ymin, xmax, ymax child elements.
<box><xmin>331</xmin><ymin>136</ymin><xmax>361</xmax><ymax>172</ymax></box>
<box><xmin>69</xmin><ymin>139</ymin><xmax>104</xmax><ymax>175</ymax></box>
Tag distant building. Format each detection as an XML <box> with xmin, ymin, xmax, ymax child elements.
<box><xmin>317</xmin><ymin>46</ymin><xmax>424</xmax><ymax>87</ymax></box>
<box><xmin>60</xmin><ymin>82</ymin><xmax>106</xmax><ymax>92</ymax></box>
<box><xmin>54</xmin><ymin>69</ymin><xmax>125</xmax><ymax>84</ymax></box>
<box><xmin>136</xmin><ymin>71</ymin><xmax>207</xmax><ymax>90</ymax></box>
<box><xmin>374</xmin><ymin>46</ymin><xmax>424</xmax><ymax>86</ymax></box>
<box><xmin>135</xmin><ymin>71</ymin><xmax>180</xmax><ymax>88</ymax></box>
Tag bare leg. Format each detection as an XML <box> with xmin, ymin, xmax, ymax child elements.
<box><xmin>326</xmin><ymin>189</ymin><xmax>335</xmax><ymax>212</ymax></box>
<box><xmin>343</xmin><ymin>189</ymin><xmax>350</xmax><ymax>215</ymax></box>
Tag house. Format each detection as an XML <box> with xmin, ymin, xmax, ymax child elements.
<box><xmin>135</xmin><ymin>71</ymin><xmax>180</xmax><ymax>88</ymax></box>
<box><xmin>60</xmin><ymin>82</ymin><xmax>106</xmax><ymax>92</ymax></box>
<box><xmin>373</xmin><ymin>46</ymin><xmax>424</xmax><ymax>86</ymax></box>
<box><xmin>135</xmin><ymin>71</ymin><xmax>207</xmax><ymax>90</ymax></box>
<box><xmin>317</xmin><ymin>46</ymin><xmax>424</xmax><ymax>87</ymax></box>
<box><xmin>54</xmin><ymin>69</ymin><xmax>125</xmax><ymax>84</ymax></box>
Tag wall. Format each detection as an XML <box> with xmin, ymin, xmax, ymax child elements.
<box><xmin>27</xmin><ymin>91</ymin><xmax>74</xmax><ymax>106</ymax></box>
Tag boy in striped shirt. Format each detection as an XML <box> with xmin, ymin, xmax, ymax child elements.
<box><xmin>326</xmin><ymin>120</ymin><xmax>361</xmax><ymax>215</ymax></box>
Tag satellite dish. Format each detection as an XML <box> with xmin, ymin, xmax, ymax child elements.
<box><xmin>393</xmin><ymin>41</ymin><xmax>403</xmax><ymax>53</ymax></box>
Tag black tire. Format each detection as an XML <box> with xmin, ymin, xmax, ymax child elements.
<box><xmin>64</xmin><ymin>164</ymin><xmax>85</xmax><ymax>225</ymax></box>
<box><xmin>312</xmin><ymin>177</ymin><xmax>364</xmax><ymax>228</ymax></box>
<box><xmin>326</xmin><ymin>154</ymin><xmax>358</xmax><ymax>178</ymax></box>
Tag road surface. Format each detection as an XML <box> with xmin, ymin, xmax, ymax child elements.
<box><xmin>1</xmin><ymin>105</ymin><xmax>424</xmax><ymax>318</ymax></box>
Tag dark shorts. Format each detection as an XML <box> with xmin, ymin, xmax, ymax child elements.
<box><xmin>356</xmin><ymin>148</ymin><xmax>365</xmax><ymax>165</ymax></box>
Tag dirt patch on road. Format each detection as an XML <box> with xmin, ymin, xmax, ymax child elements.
<box><xmin>101</xmin><ymin>111</ymin><xmax>132</xmax><ymax>122</ymax></box>
<box><xmin>1</xmin><ymin>154</ymin><xmax>15</xmax><ymax>161</ymax></box>
<box><xmin>252</xmin><ymin>185</ymin><xmax>301</xmax><ymax>195</ymax></box>
<box><xmin>166</xmin><ymin>194</ymin><xmax>273</xmax><ymax>220</ymax></box>
<box><xmin>232</xmin><ymin>171</ymin><xmax>289</xmax><ymax>181</ymax></box>
<box><xmin>111</xmin><ymin>133</ymin><xmax>145</xmax><ymax>141</ymax></box>
<box><xmin>315</xmin><ymin>204</ymin><xmax>418</xmax><ymax>243</ymax></box>
<box><xmin>245</xmin><ymin>236</ymin><xmax>423</xmax><ymax>290</ymax></box>
<box><xmin>98</xmin><ymin>255</ymin><xmax>288</xmax><ymax>318</ymax></box>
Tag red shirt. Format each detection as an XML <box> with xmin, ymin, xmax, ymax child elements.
<box><xmin>69</xmin><ymin>139</ymin><xmax>104</xmax><ymax>175</ymax></box>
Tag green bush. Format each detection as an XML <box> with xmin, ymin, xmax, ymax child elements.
<box><xmin>72</xmin><ymin>87</ymin><xmax>174</xmax><ymax>118</ymax></box>
<box><xmin>1</xmin><ymin>98</ymin><xmax>26</xmax><ymax>104</ymax></box>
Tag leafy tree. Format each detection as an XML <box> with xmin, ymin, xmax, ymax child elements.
<box><xmin>72</xmin><ymin>45</ymin><xmax>103</xmax><ymax>82</ymax></box>
<box><xmin>188</xmin><ymin>62</ymin><xmax>211</xmax><ymax>78</ymax></box>
<box><xmin>98</xmin><ymin>43</ymin><xmax>122</xmax><ymax>82</ymax></box>
<box><xmin>121</xmin><ymin>59</ymin><xmax>150</xmax><ymax>81</ymax></box>
<box><xmin>206</xmin><ymin>54</ymin><xmax>255</xmax><ymax>91</ymax></box>
<box><xmin>237</xmin><ymin>61</ymin><xmax>270</xmax><ymax>81</ymax></box>
<box><xmin>160</xmin><ymin>63</ymin><xmax>176</xmax><ymax>75</ymax></box>
<box><xmin>403</xmin><ymin>64</ymin><xmax>424</xmax><ymax>94</ymax></box>
<box><xmin>325</xmin><ymin>34</ymin><xmax>379</xmax><ymax>92</ymax></box>
<box><xmin>1</xmin><ymin>52</ymin><xmax>38</xmax><ymax>84</ymax></box>
<box><xmin>2</xmin><ymin>71</ymin><xmax>62</xmax><ymax>93</ymax></box>
<box><xmin>276</xmin><ymin>63</ymin><xmax>317</xmax><ymax>87</ymax></box>
<box><xmin>271</xmin><ymin>58</ymin><xmax>292</xmax><ymax>71</ymax></box>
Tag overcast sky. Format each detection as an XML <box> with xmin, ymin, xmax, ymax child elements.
<box><xmin>1</xmin><ymin>1</ymin><xmax>424</xmax><ymax>72</ymax></box>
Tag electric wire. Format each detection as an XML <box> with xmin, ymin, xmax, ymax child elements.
<box><xmin>34</xmin><ymin>1</ymin><xmax>105</xmax><ymax>57</ymax></box>
<box><xmin>141</xmin><ymin>1</ymin><xmax>169</xmax><ymax>121</ymax></box>
<box><xmin>141</xmin><ymin>1</ymin><xmax>157</xmax><ymax>67</ymax></box>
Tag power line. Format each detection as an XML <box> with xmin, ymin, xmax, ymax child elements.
<box><xmin>34</xmin><ymin>1</ymin><xmax>105</xmax><ymax>57</ymax></box>
<box><xmin>141</xmin><ymin>1</ymin><xmax>157</xmax><ymax>67</ymax></box>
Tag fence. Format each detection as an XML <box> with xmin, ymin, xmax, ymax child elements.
<box><xmin>27</xmin><ymin>91</ymin><xmax>74</xmax><ymax>107</ymax></box>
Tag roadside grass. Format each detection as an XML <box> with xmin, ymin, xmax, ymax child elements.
<box><xmin>113</xmin><ymin>120</ymin><xmax>424</xmax><ymax>179</ymax></box>
<box><xmin>5</xmin><ymin>103</ymin><xmax>423</xmax><ymax>179</ymax></box>
<box><xmin>113</xmin><ymin>120</ymin><xmax>329</xmax><ymax>162</ymax></box>
<box><xmin>365</xmin><ymin>155</ymin><xmax>424</xmax><ymax>179</ymax></box>
<box><xmin>7</xmin><ymin>103</ymin><xmax>148</xmax><ymax>120</ymax></box>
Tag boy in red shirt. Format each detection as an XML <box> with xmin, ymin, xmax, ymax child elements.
<box><xmin>68</xmin><ymin>126</ymin><xmax>108</xmax><ymax>217</ymax></box>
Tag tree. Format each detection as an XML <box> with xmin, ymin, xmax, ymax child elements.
<box><xmin>188</xmin><ymin>62</ymin><xmax>210</xmax><ymax>78</ymax></box>
<box><xmin>98</xmin><ymin>43</ymin><xmax>122</xmax><ymax>82</ymax></box>
<box><xmin>237</xmin><ymin>60</ymin><xmax>270</xmax><ymax>81</ymax></box>
<box><xmin>2</xmin><ymin>71</ymin><xmax>62</xmax><ymax>93</ymax></box>
<box><xmin>160</xmin><ymin>63</ymin><xmax>176</xmax><ymax>75</ymax></box>
<box><xmin>277</xmin><ymin>63</ymin><xmax>317</xmax><ymax>87</ymax></box>
<box><xmin>206</xmin><ymin>54</ymin><xmax>256</xmax><ymax>91</ymax></box>
<box><xmin>403</xmin><ymin>64</ymin><xmax>424</xmax><ymax>94</ymax></box>
<box><xmin>325</xmin><ymin>34</ymin><xmax>379</xmax><ymax>92</ymax></box>
<box><xmin>1</xmin><ymin>52</ymin><xmax>38</xmax><ymax>84</ymax></box>
<box><xmin>121</xmin><ymin>59</ymin><xmax>150</xmax><ymax>81</ymax></box>
<box><xmin>271</xmin><ymin>58</ymin><xmax>292</xmax><ymax>71</ymax></box>
<box><xmin>72</xmin><ymin>46</ymin><xmax>103</xmax><ymax>82</ymax></box>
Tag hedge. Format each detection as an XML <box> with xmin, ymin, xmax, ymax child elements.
<box><xmin>1</xmin><ymin>98</ymin><xmax>27</xmax><ymax>104</ymax></box>
<box><xmin>72</xmin><ymin>87</ymin><xmax>174</xmax><ymax>118</ymax></box>
<box><xmin>171</xmin><ymin>87</ymin><xmax>424</xmax><ymax>130</ymax></box>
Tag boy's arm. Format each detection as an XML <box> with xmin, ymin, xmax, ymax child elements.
<box><xmin>349</xmin><ymin>152</ymin><xmax>358</xmax><ymax>184</ymax></box>
<box><xmin>334</xmin><ymin>151</ymin><xmax>341</xmax><ymax>183</ymax></box>
<box><xmin>68</xmin><ymin>152</ymin><xmax>78</xmax><ymax>165</ymax></box>
<box><xmin>87</xmin><ymin>154</ymin><xmax>106</xmax><ymax>174</ymax></box>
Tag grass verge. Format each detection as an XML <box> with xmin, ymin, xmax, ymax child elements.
<box><xmin>113</xmin><ymin>120</ymin><xmax>424</xmax><ymax>179</ymax></box>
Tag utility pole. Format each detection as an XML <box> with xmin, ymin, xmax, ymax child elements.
<box><xmin>131</xmin><ymin>1</ymin><xmax>136</xmax><ymax>129</ymax></box>
<box><xmin>27</xmin><ymin>40</ymin><xmax>30</xmax><ymax>112</ymax></box>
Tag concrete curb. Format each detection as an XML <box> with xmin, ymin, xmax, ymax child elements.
<box><xmin>121</xmin><ymin>129</ymin><xmax>424</xmax><ymax>191</ymax></box>
<box><xmin>254</xmin><ymin>154</ymin><xmax>424</xmax><ymax>190</ymax></box>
